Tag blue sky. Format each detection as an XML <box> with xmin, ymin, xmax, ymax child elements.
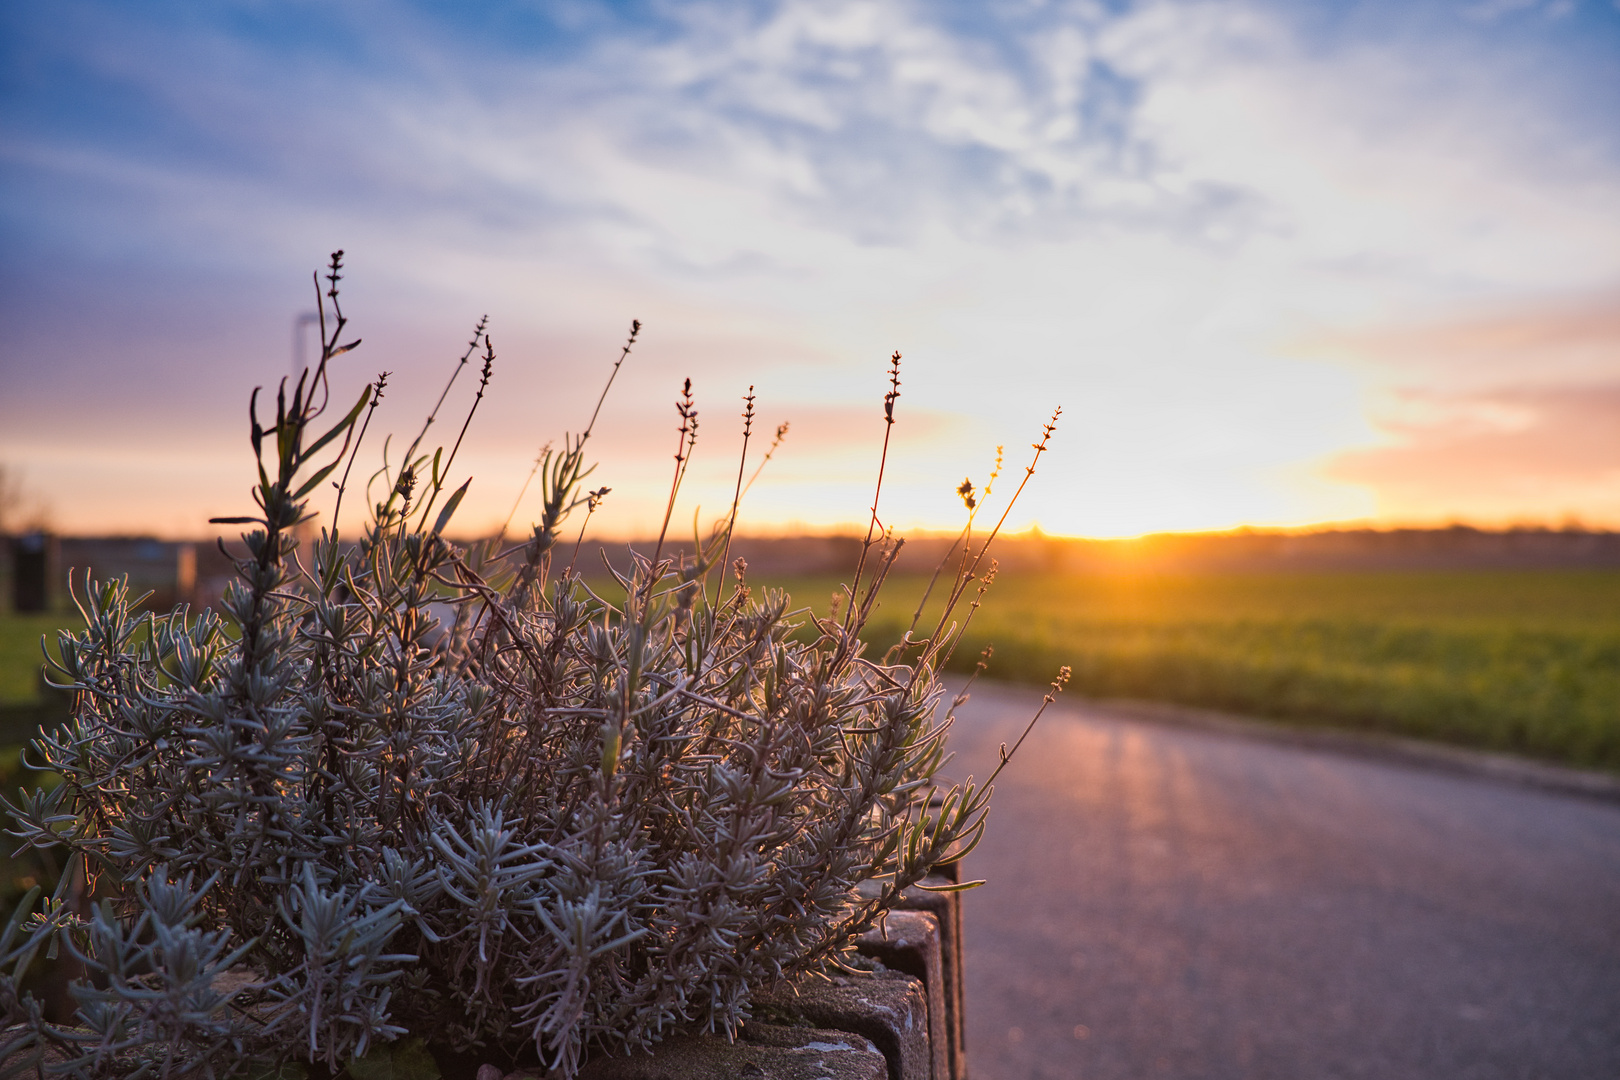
<box><xmin>2</xmin><ymin>0</ymin><xmax>1618</xmax><ymax>538</ymax></box>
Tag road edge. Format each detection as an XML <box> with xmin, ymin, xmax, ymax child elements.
<box><xmin>1080</xmin><ymin>694</ymin><xmax>1620</xmax><ymax>804</ymax></box>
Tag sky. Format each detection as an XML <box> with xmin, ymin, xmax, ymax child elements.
<box><xmin>1</xmin><ymin>0</ymin><xmax>1618</xmax><ymax>541</ymax></box>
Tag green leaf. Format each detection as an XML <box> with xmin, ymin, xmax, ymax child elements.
<box><xmin>293</xmin><ymin>459</ymin><xmax>341</xmax><ymax>499</ymax></box>
<box><xmin>249</xmin><ymin>387</ymin><xmax>264</xmax><ymax>457</ymax></box>
<box><xmin>304</xmin><ymin>384</ymin><xmax>373</xmax><ymax>459</ymax></box>
<box><xmin>915</xmin><ymin>877</ymin><xmax>986</xmax><ymax>893</ymax></box>
<box><xmin>347</xmin><ymin>1037</ymin><xmax>441</xmax><ymax>1080</ymax></box>
<box><xmin>277</xmin><ymin>412</ymin><xmax>296</xmax><ymax>472</ymax></box>
<box><xmin>432</xmin><ymin>479</ymin><xmax>471</xmax><ymax>537</ymax></box>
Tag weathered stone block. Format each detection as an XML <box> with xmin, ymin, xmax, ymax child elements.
<box><xmin>857</xmin><ymin>876</ymin><xmax>965</xmax><ymax>1079</ymax></box>
<box><xmin>854</xmin><ymin>911</ymin><xmax>947</xmax><ymax>1080</ymax></box>
<box><xmin>753</xmin><ymin>969</ymin><xmax>931</xmax><ymax>1080</ymax></box>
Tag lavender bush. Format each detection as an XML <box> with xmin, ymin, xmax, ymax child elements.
<box><xmin>1</xmin><ymin>253</ymin><xmax>1060</xmax><ymax>1078</ymax></box>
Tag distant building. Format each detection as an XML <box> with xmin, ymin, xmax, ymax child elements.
<box><xmin>3</xmin><ymin>535</ymin><xmax>198</xmax><ymax>614</ymax></box>
<box><xmin>6</xmin><ymin>532</ymin><xmax>58</xmax><ymax>612</ymax></box>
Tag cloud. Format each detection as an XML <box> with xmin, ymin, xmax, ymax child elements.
<box><xmin>1295</xmin><ymin>296</ymin><xmax>1620</xmax><ymax>391</ymax></box>
<box><xmin>1326</xmin><ymin>383</ymin><xmax>1620</xmax><ymax>522</ymax></box>
<box><xmin>1312</xmin><ymin>296</ymin><xmax>1620</xmax><ymax>523</ymax></box>
<box><xmin>2</xmin><ymin>0</ymin><xmax>1619</xmax><ymax>536</ymax></box>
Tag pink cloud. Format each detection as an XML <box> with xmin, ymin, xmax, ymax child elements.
<box><xmin>1326</xmin><ymin>383</ymin><xmax>1620</xmax><ymax>521</ymax></box>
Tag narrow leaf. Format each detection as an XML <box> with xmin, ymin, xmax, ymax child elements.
<box><xmin>432</xmin><ymin>479</ymin><xmax>471</xmax><ymax>537</ymax></box>
<box><xmin>304</xmin><ymin>385</ymin><xmax>373</xmax><ymax>459</ymax></box>
<box><xmin>293</xmin><ymin>460</ymin><xmax>341</xmax><ymax>499</ymax></box>
<box><xmin>249</xmin><ymin>387</ymin><xmax>263</xmax><ymax>458</ymax></box>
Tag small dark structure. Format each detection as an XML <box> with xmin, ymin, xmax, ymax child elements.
<box><xmin>8</xmin><ymin>532</ymin><xmax>57</xmax><ymax>613</ymax></box>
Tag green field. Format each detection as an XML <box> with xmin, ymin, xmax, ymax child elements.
<box><xmin>1</xmin><ymin>614</ymin><xmax>76</xmax><ymax>910</ymax></box>
<box><xmin>756</xmin><ymin>569</ymin><xmax>1620</xmax><ymax>773</ymax></box>
<box><xmin>0</xmin><ymin>612</ymin><xmax>79</xmax><ymax>745</ymax></box>
<box><xmin>0</xmin><ymin>612</ymin><xmax>78</xmax><ymax>704</ymax></box>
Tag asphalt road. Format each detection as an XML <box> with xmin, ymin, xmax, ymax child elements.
<box><xmin>947</xmin><ymin>682</ymin><xmax>1620</xmax><ymax>1080</ymax></box>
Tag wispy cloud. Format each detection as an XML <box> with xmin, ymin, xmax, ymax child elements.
<box><xmin>1328</xmin><ymin>382</ymin><xmax>1620</xmax><ymax>523</ymax></box>
<box><xmin>1311</xmin><ymin>297</ymin><xmax>1620</xmax><ymax>523</ymax></box>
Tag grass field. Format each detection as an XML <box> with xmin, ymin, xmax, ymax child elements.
<box><xmin>0</xmin><ymin>612</ymin><xmax>78</xmax><ymax>705</ymax></box>
<box><xmin>1</xmin><ymin>614</ymin><xmax>75</xmax><ymax>910</ymax></box>
<box><xmin>755</xmin><ymin>569</ymin><xmax>1620</xmax><ymax>773</ymax></box>
<box><xmin>0</xmin><ymin>612</ymin><xmax>79</xmax><ymax>747</ymax></box>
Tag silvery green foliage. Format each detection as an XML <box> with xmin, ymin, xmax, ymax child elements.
<box><xmin>0</xmin><ymin>887</ymin><xmax>56</xmax><ymax>1076</ymax></box>
<box><xmin>52</xmin><ymin>872</ymin><xmax>259</xmax><ymax>1078</ymax></box>
<box><xmin>1</xmin><ymin>256</ymin><xmax>1022</xmax><ymax>1078</ymax></box>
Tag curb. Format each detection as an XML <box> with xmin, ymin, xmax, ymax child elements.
<box><xmin>1078</xmin><ymin>695</ymin><xmax>1620</xmax><ymax>804</ymax></box>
